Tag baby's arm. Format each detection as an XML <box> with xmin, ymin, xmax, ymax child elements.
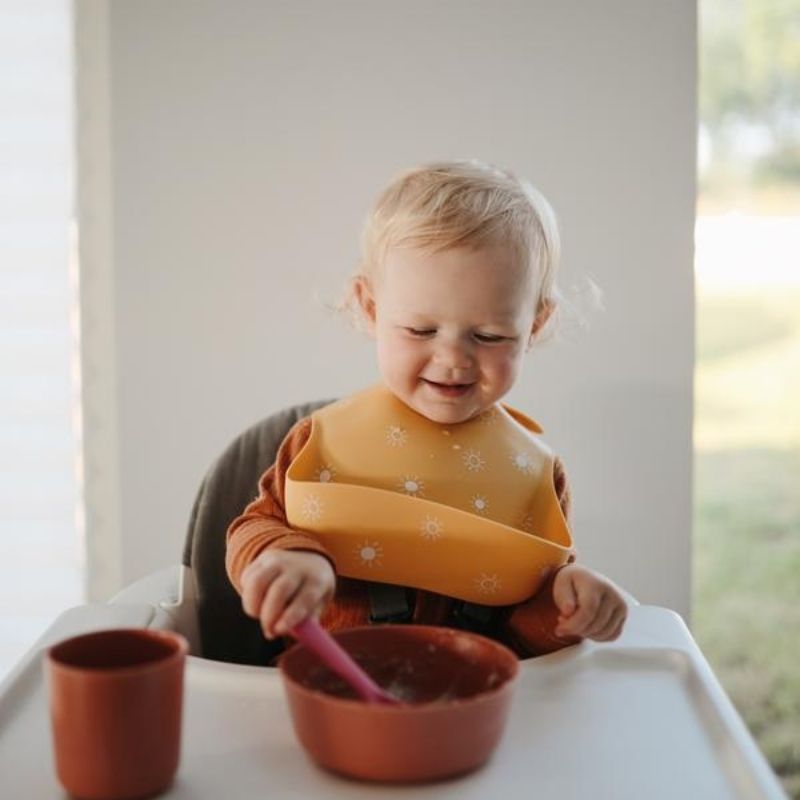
<box><xmin>551</xmin><ymin>563</ymin><xmax>627</xmax><ymax>641</ymax></box>
<box><xmin>226</xmin><ymin>418</ymin><xmax>336</xmax><ymax>638</ymax></box>
<box><xmin>503</xmin><ymin>458</ymin><xmax>626</xmax><ymax>655</ymax></box>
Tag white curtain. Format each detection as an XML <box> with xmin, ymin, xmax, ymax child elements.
<box><xmin>0</xmin><ymin>0</ymin><xmax>82</xmax><ymax>677</ymax></box>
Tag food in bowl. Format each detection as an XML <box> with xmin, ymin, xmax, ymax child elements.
<box><xmin>279</xmin><ymin>624</ymin><xmax>518</xmax><ymax>782</ymax></box>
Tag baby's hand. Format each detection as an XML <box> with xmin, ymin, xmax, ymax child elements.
<box><xmin>552</xmin><ymin>564</ymin><xmax>627</xmax><ymax>641</ymax></box>
<box><xmin>241</xmin><ymin>550</ymin><xmax>335</xmax><ymax>639</ymax></box>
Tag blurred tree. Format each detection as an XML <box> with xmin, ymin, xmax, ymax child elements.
<box><xmin>700</xmin><ymin>0</ymin><xmax>800</xmax><ymax>185</ymax></box>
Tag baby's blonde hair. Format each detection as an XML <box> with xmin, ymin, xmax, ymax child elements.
<box><xmin>353</xmin><ymin>160</ymin><xmax>561</xmax><ymax>322</ymax></box>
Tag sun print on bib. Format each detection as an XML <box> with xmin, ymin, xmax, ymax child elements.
<box><xmin>315</xmin><ymin>464</ymin><xmax>336</xmax><ymax>483</ymax></box>
<box><xmin>470</xmin><ymin>494</ymin><xmax>490</xmax><ymax>515</ymax></box>
<box><xmin>301</xmin><ymin>494</ymin><xmax>324</xmax><ymax>522</ymax></box>
<box><xmin>385</xmin><ymin>425</ymin><xmax>408</xmax><ymax>447</ymax></box>
<box><xmin>520</xmin><ymin>513</ymin><xmax>536</xmax><ymax>533</ymax></box>
<box><xmin>477</xmin><ymin>407</ymin><xmax>500</xmax><ymax>425</ymax></box>
<box><xmin>398</xmin><ymin>475</ymin><xmax>425</xmax><ymax>497</ymax></box>
<box><xmin>510</xmin><ymin>449</ymin><xmax>536</xmax><ymax>475</ymax></box>
<box><xmin>462</xmin><ymin>449</ymin><xmax>486</xmax><ymax>473</ymax></box>
<box><xmin>354</xmin><ymin>540</ymin><xmax>383</xmax><ymax>568</ymax></box>
<box><xmin>420</xmin><ymin>515</ymin><xmax>444</xmax><ymax>541</ymax></box>
<box><xmin>473</xmin><ymin>572</ymin><xmax>502</xmax><ymax>596</ymax></box>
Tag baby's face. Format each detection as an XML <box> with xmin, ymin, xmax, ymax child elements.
<box><xmin>358</xmin><ymin>244</ymin><xmax>537</xmax><ymax>424</ymax></box>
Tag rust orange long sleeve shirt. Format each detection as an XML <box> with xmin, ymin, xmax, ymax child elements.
<box><xmin>226</xmin><ymin>417</ymin><xmax>579</xmax><ymax>657</ymax></box>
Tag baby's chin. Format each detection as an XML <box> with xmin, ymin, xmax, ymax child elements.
<box><xmin>408</xmin><ymin>397</ymin><xmax>488</xmax><ymax>426</ymax></box>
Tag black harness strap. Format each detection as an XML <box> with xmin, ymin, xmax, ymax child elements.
<box><xmin>367</xmin><ymin>582</ymin><xmax>500</xmax><ymax>637</ymax></box>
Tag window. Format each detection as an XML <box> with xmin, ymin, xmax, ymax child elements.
<box><xmin>695</xmin><ymin>2</ymin><xmax>800</xmax><ymax>795</ymax></box>
<box><xmin>0</xmin><ymin>0</ymin><xmax>83</xmax><ymax>678</ymax></box>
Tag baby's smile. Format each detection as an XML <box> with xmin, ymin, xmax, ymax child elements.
<box><xmin>421</xmin><ymin>378</ymin><xmax>475</xmax><ymax>398</ymax></box>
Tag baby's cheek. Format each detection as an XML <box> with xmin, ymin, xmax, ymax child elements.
<box><xmin>377</xmin><ymin>338</ymin><xmax>422</xmax><ymax>389</ymax></box>
<box><xmin>487</xmin><ymin>351</ymin><xmax>522</xmax><ymax>391</ymax></box>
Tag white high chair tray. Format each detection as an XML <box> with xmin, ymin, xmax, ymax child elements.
<box><xmin>0</xmin><ymin>604</ymin><xmax>786</xmax><ymax>799</ymax></box>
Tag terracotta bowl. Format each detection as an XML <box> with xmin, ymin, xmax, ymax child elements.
<box><xmin>278</xmin><ymin>625</ymin><xmax>519</xmax><ymax>783</ymax></box>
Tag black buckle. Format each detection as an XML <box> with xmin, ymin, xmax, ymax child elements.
<box><xmin>451</xmin><ymin>601</ymin><xmax>496</xmax><ymax>634</ymax></box>
<box><xmin>368</xmin><ymin>582</ymin><xmax>412</xmax><ymax>624</ymax></box>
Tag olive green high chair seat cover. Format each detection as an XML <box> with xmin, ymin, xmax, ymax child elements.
<box><xmin>182</xmin><ymin>399</ymin><xmax>332</xmax><ymax>665</ymax></box>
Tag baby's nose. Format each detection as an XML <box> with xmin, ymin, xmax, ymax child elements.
<box><xmin>433</xmin><ymin>337</ymin><xmax>473</xmax><ymax>369</ymax></box>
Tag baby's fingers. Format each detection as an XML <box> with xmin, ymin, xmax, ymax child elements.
<box><xmin>241</xmin><ymin>557</ymin><xmax>282</xmax><ymax>618</ymax></box>
<box><xmin>592</xmin><ymin>605</ymin><xmax>628</xmax><ymax>642</ymax></box>
<box><xmin>582</xmin><ymin>594</ymin><xmax>617</xmax><ymax>639</ymax></box>
<box><xmin>552</xmin><ymin>568</ymin><xmax>579</xmax><ymax>617</ymax></box>
<box><xmin>260</xmin><ymin>573</ymin><xmax>303</xmax><ymax>639</ymax></box>
<box><xmin>556</xmin><ymin>591</ymin><xmax>600</xmax><ymax>637</ymax></box>
<box><xmin>274</xmin><ymin>577</ymin><xmax>331</xmax><ymax>636</ymax></box>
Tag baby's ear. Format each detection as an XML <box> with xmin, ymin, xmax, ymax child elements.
<box><xmin>353</xmin><ymin>276</ymin><xmax>377</xmax><ymax>333</ymax></box>
<box><xmin>529</xmin><ymin>298</ymin><xmax>555</xmax><ymax>345</ymax></box>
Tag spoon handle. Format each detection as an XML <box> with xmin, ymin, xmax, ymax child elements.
<box><xmin>291</xmin><ymin>618</ymin><xmax>399</xmax><ymax>705</ymax></box>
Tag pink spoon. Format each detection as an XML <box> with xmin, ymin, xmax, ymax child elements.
<box><xmin>290</xmin><ymin>617</ymin><xmax>401</xmax><ymax>705</ymax></box>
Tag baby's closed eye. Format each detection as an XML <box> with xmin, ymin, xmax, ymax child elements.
<box><xmin>404</xmin><ymin>327</ymin><xmax>436</xmax><ymax>338</ymax></box>
<box><xmin>473</xmin><ymin>331</ymin><xmax>514</xmax><ymax>344</ymax></box>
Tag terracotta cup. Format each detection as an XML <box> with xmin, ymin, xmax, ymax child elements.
<box><xmin>46</xmin><ymin>628</ymin><xmax>188</xmax><ymax>800</ymax></box>
<box><xmin>280</xmin><ymin>625</ymin><xmax>519</xmax><ymax>783</ymax></box>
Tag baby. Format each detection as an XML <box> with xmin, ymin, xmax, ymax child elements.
<box><xmin>226</xmin><ymin>160</ymin><xmax>627</xmax><ymax>657</ymax></box>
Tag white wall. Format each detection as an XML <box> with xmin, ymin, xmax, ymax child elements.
<box><xmin>81</xmin><ymin>0</ymin><xmax>696</xmax><ymax>617</ymax></box>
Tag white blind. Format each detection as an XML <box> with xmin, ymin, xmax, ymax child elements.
<box><xmin>0</xmin><ymin>0</ymin><xmax>82</xmax><ymax>677</ymax></box>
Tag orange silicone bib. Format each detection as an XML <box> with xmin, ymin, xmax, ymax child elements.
<box><xmin>285</xmin><ymin>385</ymin><xmax>573</xmax><ymax>605</ymax></box>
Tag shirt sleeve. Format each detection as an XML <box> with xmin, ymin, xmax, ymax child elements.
<box><xmin>225</xmin><ymin>416</ymin><xmax>334</xmax><ymax>593</ymax></box>
<box><xmin>502</xmin><ymin>456</ymin><xmax>581</xmax><ymax>657</ymax></box>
